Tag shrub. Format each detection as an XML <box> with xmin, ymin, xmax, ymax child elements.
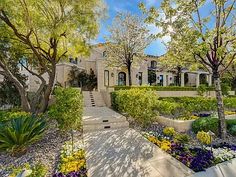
<box><xmin>174</xmin><ymin>133</ymin><xmax>190</xmax><ymax>144</ymax></box>
<box><xmin>197</xmin><ymin>84</ymin><xmax>208</xmax><ymax>96</ymax></box>
<box><xmin>192</xmin><ymin>117</ymin><xmax>219</xmax><ymax>135</ymax></box>
<box><xmin>197</xmin><ymin>131</ymin><xmax>212</xmax><ymax>145</ymax></box>
<box><xmin>111</xmin><ymin>89</ymin><xmax>158</xmax><ymax>125</ymax></box>
<box><xmin>221</xmin><ymin>83</ymin><xmax>231</xmax><ymax>96</ymax></box>
<box><xmin>226</xmin><ymin>119</ymin><xmax>236</xmax><ymax>129</ymax></box>
<box><xmin>9</xmin><ymin>162</ymin><xmax>47</xmax><ymax>177</ymax></box>
<box><xmin>0</xmin><ymin>110</ymin><xmax>30</xmax><ymax>123</ymax></box>
<box><xmin>163</xmin><ymin>127</ymin><xmax>176</xmax><ymax>136</ymax></box>
<box><xmin>48</xmin><ymin>87</ymin><xmax>83</xmax><ymax>131</ymax></box>
<box><xmin>154</xmin><ymin>100</ymin><xmax>185</xmax><ymax>117</ymax></box>
<box><xmin>160</xmin><ymin>97</ymin><xmax>236</xmax><ymax>113</ymax></box>
<box><xmin>0</xmin><ymin>116</ymin><xmax>46</xmax><ymax>156</ymax></box>
<box><xmin>229</xmin><ymin>125</ymin><xmax>236</xmax><ymax>136</ymax></box>
<box><xmin>113</xmin><ymin>86</ymin><xmax>199</xmax><ymax>91</ymax></box>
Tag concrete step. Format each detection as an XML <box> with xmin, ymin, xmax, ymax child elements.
<box><xmin>83</xmin><ymin>121</ymin><xmax>129</xmax><ymax>133</ymax></box>
<box><xmin>82</xmin><ymin>91</ymin><xmax>106</xmax><ymax>107</ymax></box>
<box><xmin>83</xmin><ymin>116</ymin><xmax>127</xmax><ymax>125</ymax></box>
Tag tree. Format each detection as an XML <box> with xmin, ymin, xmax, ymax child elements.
<box><xmin>105</xmin><ymin>13</ymin><xmax>153</xmax><ymax>86</ymax></box>
<box><xmin>0</xmin><ymin>0</ymin><xmax>104</xmax><ymax>113</ymax></box>
<box><xmin>140</xmin><ymin>0</ymin><xmax>236</xmax><ymax>139</ymax></box>
<box><xmin>0</xmin><ymin>61</ymin><xmax>27</xmax><ymax>107</ymax></box>
<box><xmin>69</xmin><ymin>67</ymin><xmax>97</xmax><ymax>91</ymax></box>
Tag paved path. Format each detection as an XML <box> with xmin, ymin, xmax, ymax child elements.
<box><xmin>83</xmin><ymin>107</ymin><xmax>194</xmax><ymax>177</ymax></box>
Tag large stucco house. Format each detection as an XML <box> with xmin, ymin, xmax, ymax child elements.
<box><xmin>0</xmin><ymin>43</ymin><xmax>213</xmax><ymax>92</ymax></box>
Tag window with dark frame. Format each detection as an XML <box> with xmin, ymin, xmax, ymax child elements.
<box><xmin>104</xmin><ymin>70</ymin><xmax>109</xmax><ymax>86</ymax></box>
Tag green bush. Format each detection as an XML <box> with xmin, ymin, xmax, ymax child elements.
<box><xmin>224</xmin><ymin>97</ymin><xmax>236</xmax><ymax>110</ymax></box>
<box><xmin>226</xmin><ymin>119</ymin><xmax>236</xmax><ymax>129</ymax></box>
<box><xmin>159</xmin><ymin>97</ymin><xmax>236</xmax><ymax>113</ymax></box>
<box><xmin>112</xmin><ymin>85</ymin><xmax>216</xmax><ymax>91</ymax></box>
<box><xmin>229</xmin><ymin>125</ymin><xmax>236</xmax><ymax>136</ymax></box>
<box><xmin>48</xmin><ymin>87</ymin><xmax>83</xmax><ymax>131</ymax></box>
<box><xmin>160</xmin><ymin>97</ymin><xmax>217</xmax><ymax>113</ymax></box>
<box><xmin>192</xmin><ymin>117</ymin><xmax>236</xmax><ymax>136</ymax></box>
<box><xmin>221</xmin><ymin>83</ymin><xmax>231</xmax><ymax>96</ymax></box>
<box><xmin>154</xmin><ymin>100</ymin><xmax>185</xmax><ymax>117</ymax></box>
<box><xmin>192</xmin><ymin>117</ymin><xmax>219</xmax><ymax>135</ymax></box>
<box><xmin>9</xmin><ymin>162</ymin><xmax>47</xmax><ymax>177</ymax></box>
<box><xmin>197</xmin><ymin>84</ymin><xmax>208</xmax><ymax>96</ymax></box>
<box><xmin>174</xmin><ymin>133</ymin><xmax>190</xmax><ymax>144</ymax></box>
<box><xmin>0</xmin><ymin>110</ymin><xmax>30</xmax><ymax>123</ymax></box>
<box><xmin>112</xmin><ymin>89</ymin><xmax>158</xmax><ymax>125</ymax></box>
<box><xmin>0</xmin><ymin>116</ymin><xmax>46</xmax><ymax>156</ymax></box>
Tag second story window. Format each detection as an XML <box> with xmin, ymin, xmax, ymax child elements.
<box><xmin>151</xmin><ymin>61</ymin><xmax>157</xmax><ymax>68</ymax></box>
<box><xmin>103</xmin><ymin>51</ymin><xmax>107</xmax><ymax>57</ymax></box>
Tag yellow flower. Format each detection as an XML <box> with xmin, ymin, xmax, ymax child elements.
<box><xmin>163</xmin><ymin>127</ymin><xmax>176</xmax><ymax>136</ymax></box>
<box><xmin>160</xmin><ymin>140</ymin><xmax>171</xmax><ymax>151</ymax></box>
<box><xmin>197</xmin><ymin>131</ymin><xmax>212</xmax><ymax>145</ymax></box>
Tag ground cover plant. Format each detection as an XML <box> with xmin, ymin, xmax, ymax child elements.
<box><xmin>53</xmin><ymin>141</ymin><xmax>87</xmax><ymax>177</ymax></box>
<box><xmin>8</xmin><ymin>162</ymin><xmax>47</xmax><ymax>177</ymax></box>
<box><xmin>143</xmin><ymin>127</ymin><xmax>236</xmax><ymax>172</ymax></box>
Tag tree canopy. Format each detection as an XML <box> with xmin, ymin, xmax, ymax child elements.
<box><xmin>140</xmin><ymin>0</ymin><xmax>236</xmax><ymax>139</ymax></box>
<box><xmin>0</xmin><ymin>0</ymin><xmax>105</xmax><ymax>113</ymax></box>
<box><xmin>105</xmin><ymin>12</ymin><xmax>153</xmax><ymax>86</ymax></box>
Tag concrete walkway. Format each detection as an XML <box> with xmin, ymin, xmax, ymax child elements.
<box><xmin>83</xmin><ymin>107</ymin><xmax>194</xmax><ymax>177</ymax></box>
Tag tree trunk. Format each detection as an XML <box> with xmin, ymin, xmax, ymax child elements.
<box><xmin>127</xmin><ymin>64</ymin><xmax>132</xmax><ymax>86</ymax></box>
<box><xmin>39</xmin><ymin>64</ymin><xmax>56</xmax><ymax>113</ymax></box>
<box><xmin>213</xmin><ymin>72</ymin><xmax>227</xmax><ymax>140</ymax></box>
<box><xmin>18</xmin><ymin>88</ymin><xmax>31</xmax><ymax>112</ymax></box>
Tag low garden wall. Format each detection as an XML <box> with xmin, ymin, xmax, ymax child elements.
<box><xmin>156</xmin><ymin>116</ymin><xmax>195</xmax><ymax>132</ymax></box>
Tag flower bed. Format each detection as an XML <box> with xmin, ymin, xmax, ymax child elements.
<box><xmin>53</xmin><ymin>141</ymin><xmax>87</xmax><ymax>177</ymax></box>
<box><xmin>143</xmin><ymin>129</ymin><xmax>236</xmax><ymax>172</ymax></box>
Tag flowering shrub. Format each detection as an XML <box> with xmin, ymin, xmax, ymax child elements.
<box><xmin>206</xmin><ymin>147</ymin><xmax>236</xmax><ymax>164</ymax></box>
<box><xmin>54</xmin><ymin>141</ymin><xmax>87</xmax><ymax>177</ymax></box>
<box><xmin>144</xmin><ymin>131</ymin><xmax>236</xmax><ymax>172</ymax></box>
<box><xmin>197</xmin><ymin>131</ymin><xmax>212</xmax><ymax>145</ymax></box>
<box><xmin>174</xmin><ymin>133</ymin><xmax>190</xmax><ymax>144</ymax></box>
<box><xmin>160</xmin><ymin>140</ymin><xmax>171</xmax><ymax>151</ymax></box>
<box><xmin>163</xmin><ymin>127</ymin><xmax>176</xmax><ymax>136</ymax></box>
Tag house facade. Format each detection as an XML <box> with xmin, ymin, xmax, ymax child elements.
<box><xmin>0</xmin><ymin>44</ymin><xmax>213</xmax><ymax>92</ymax></box>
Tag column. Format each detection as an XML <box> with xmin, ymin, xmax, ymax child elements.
<box><xmin>208</xmin><ymin>74</ymin><xmax>212</xmax><ymax>86</ymax></box>
<box><xmin>163</xmin><ymin>74</ymin><xmax>167</xmax><ymax>86</ymax></box>
<box><xmin>181</xmin><ymin>72</ymin><xmax>185</xmax><ymax>87</ymax></box>
<box><xmin>196</xmin><ymin>73</ymin><xmax>200</xmax><ymax>87</ymax></box>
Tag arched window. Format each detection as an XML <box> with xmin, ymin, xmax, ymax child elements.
<box><xmin>103</xmin><ymin>51</ymin><xmax>107</xmax><ymax>57</ymax></box>
<box><xmin>151</xmin><ymin>61</ymin><xmax>157</xmax><ymax>68</ymax></box>
<box><xmin>118</xmin><ymin>72</ymin><xmax>126</xmax><ymax>86</ymax></box>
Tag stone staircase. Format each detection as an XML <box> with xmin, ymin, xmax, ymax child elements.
<box><xmin>82</xmin><ymin>91</ymin><xmax>106</xmax><ymax>107</ymax></box>
<box><xmin>82</xmin><ymin>107</ymin><xmax>129</xmax><ymax>133</ymax></box>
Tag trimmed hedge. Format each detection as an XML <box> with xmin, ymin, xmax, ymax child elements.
<box><xmin>111</xmin><ymin>89</ymin><xmax>158</xmax><ymax>125</ymax></box>
<box><xmin>112</xmin><ymin>86</ymin><xmax>215</xmax><ymax>91</ymax></box>
<box><xmin>48</xmin><ymin>87</ymin><xmax>83</xmax><ymax>131</ymax></box>
<box><xmin>159</xmin><ymin>97</ymin><xmax>236</xmax><ymax>113</ymax></box>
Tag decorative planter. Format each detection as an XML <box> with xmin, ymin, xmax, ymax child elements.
<box><xmin>156</xmin><ymin>116</ymin><xmax>195</xmax><ymax>132</ymax></box>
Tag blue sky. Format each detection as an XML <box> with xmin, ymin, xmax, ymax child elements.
<box><xmin>96</xmin><ymin>0</ymin><xmax>215</xmax><ymax>56</ymax></box>
<box><xmin>96</xmin><ymin>0</ymin><xmax>165</xmax><ymax>56</ymax></box>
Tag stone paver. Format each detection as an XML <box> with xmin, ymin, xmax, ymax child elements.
<box><xmin>83</xmin><ymin>107</ymin><xmax>194</xmax><ymax>177</ymax></box>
